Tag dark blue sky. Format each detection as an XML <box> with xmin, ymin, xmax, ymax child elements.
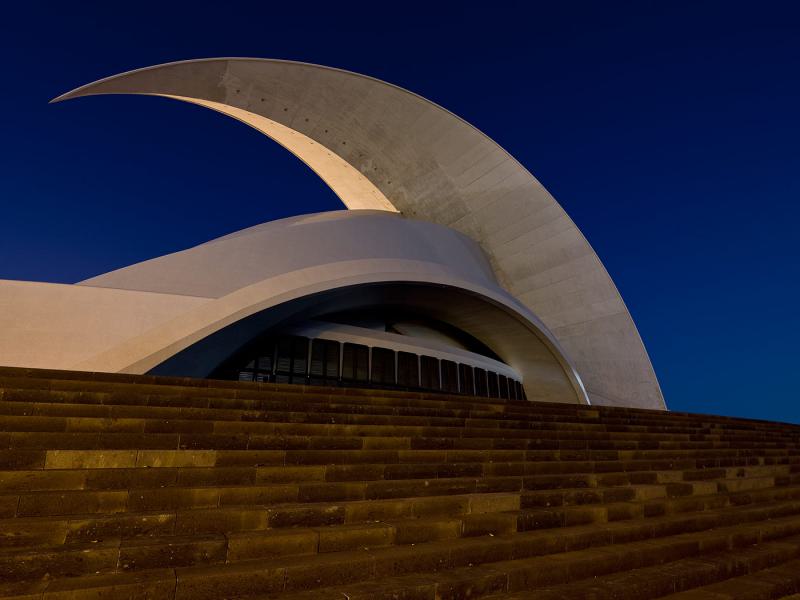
<box><xmin>2</xmin><ymin>1</ymin><xmax>798</xmax><ymax>422</ymax></box>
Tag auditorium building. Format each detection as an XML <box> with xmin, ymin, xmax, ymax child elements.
<box><xmin>5</xmin><ymin>59</ymin><xmax>800</xmax><ymax>600</ymax></box>
<box><xmin>0</xmin><ymin>58</ymin><xmax>665</xmax><ymax>411</ymax></box>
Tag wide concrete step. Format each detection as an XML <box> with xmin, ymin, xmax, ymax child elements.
<box><xmin>2</xmin><ymin>461</ymin><xmax>797</xmax><ymax>514</ymax></box>
<box><xmin>275</xmin><ymin>537</ymin><xmax>800</xmax><ymax>600</ymax></box>
<box><xmin>2</xmin><ymin>468</ymin><xmax>797</xmax><ymax>525</ymax></box>
<box><xmin>2</xmin><ymin>370</ymin><xmax>797</xmax><ymax>435</ymax></box>
<box><xmin>0</xmin><ymin>371</ymin><xmax>756</xmax><ymax>418</ymax></box>
<box><xmin>1</xmin><ymin>387</ymin><xmax>599</xmax><ymax>422</ymax></box>
<box><xmin>4</xmin><ymin>420</ymin><xmax>800</xmax><ymax>455</ymax></box>
<box><xmin>3</xmin><ymin>464</ymin><xmax>797</xmax><ymax>522</ymax></box>
<box><xmin>5</xmin><ymin>416</ymin><xmax>798</xmax><ymax>459</ymax></box>
<box><xmin>656</xmin><ymin>558</ymin><xmax>800</xmax><ymax>600</ymax></box>
<box><xmin>0</xmin><ymin>391</ymin><xmax>796</xmax><ymax>445</ymax></box>
<box><xmin>0</xmin><ymin>388</ymin><xmax>597</xmax><ymax>424</ymax></box>
<box><xmin>2</xmin><ymin>445</ymin><xmax>796</xmax><ymax>481</ymax></box>
<box><xmin>1</xmin><ymin>368</ymin><xmax>799</xmax><ymax>599</ymax></box>
<box><xmin>1</xmin><ymin>415</ymin><xmax>796</xmax><ymax>459</ymax></box>
<box><xmin>0</xmin><ymin>389</ymin><xmax>797</xmax><ymax>439</ymax></box>
<box><xmin>5</xmin><ymin>481</ymin><xmax>800</xmax><ymax>572</ymax></box>
<box><xmin>489</xmin><ymin>543</ymin><xmax>800</xmax><ymax>599</ymax></box>
<box><xmin>9</xmin><ymin>506</ymin><xmax>799</xmax><ymax>600</ymax></box>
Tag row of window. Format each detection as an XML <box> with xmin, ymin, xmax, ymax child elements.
<box><xmin>234</xmin><ymin>335</ymin><xmax>526</xmax><ymax>400</ymax></box>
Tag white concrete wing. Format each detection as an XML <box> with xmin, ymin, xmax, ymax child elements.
<box><xmin>0</xmin><ymin>211</ymin><xmax>587</xmax><ymax>403</ymax></box>
<box><xmin>77</xmin><ymin>211</ymin><xmax>586</xmax><ymax>403</ymax></box>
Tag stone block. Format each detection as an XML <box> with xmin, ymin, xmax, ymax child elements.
<box><xmin>136</xmin><ymin>450</ymin><xmax>216</xmax><ymax>468</ymax></box>
<box><xmin>395</xmin><ymin>518</ymin><xmax>462</xmax><ymax>544</ymax></box>
<box><xmin>317</xmin><ymin>523</ymin><xmax>395</xmax><ymax>552</ymax></box>
<box><xmin>45</xmin><ymin>450</ymin><xmax>137</xmax><ymax>469</ymax></box>
<box><xmin>227</xmin><ymin>528</ymin><xmax>318</xmax><ymax>561</ymax></box>
<box><xmin>119</xmin><ymin>535</ymin><xmax>227</xmax><ymax>570</ymax></box>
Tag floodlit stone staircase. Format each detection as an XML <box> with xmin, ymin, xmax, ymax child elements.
<box><xmin>1</xmin><ymin>367</ymin><xmax>799</xmax><ymax>599</ymax></box>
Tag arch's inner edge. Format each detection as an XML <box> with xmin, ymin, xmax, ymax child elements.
<box><xmin>169</xmin><ymin>96</ymin><xmax>398</xmax><ymax>213</ymax></box>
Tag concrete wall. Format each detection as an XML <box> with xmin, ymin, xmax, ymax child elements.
<box><xmin>0</xmin><ymin>279</ymin><xmax>207</xmax><ymax>370</ymax></box>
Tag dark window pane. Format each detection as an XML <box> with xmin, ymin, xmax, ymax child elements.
<box><xmin>397</xmin><ymin>352</ymin><xmax>419</xmax><ymax>388</ymax></box>
<box><xmin>355</xmin><ymin>346</ymin><xmax>369</xmax><ymax>381</ymax></box>
<box><xmin>441</xmin><ymin>360</ymin><xmax>458</xmax><ymax>393</ymax></box>
<box><xmin>275</xmin><ymin>336</ymin><xmax>309</xmax><ymax>385</ymax></box>
<box><xmin>371</xmin><ymin>347</ymin><xmax>396</xmax><ymax>385</ymax></box>
<box><xmin>458</xmin><ymin>364</ymin><xmax>474</xmax><ymax>395</ymax></box>
<box><xmin>325</xmin><ymin>341</ymin><xmax>340</xmax><ymax>379</ymax></box>
<box><xmin>508</xmin><ymin>379</ymin><xmax>517</xmax><ymax>401</ymax></box>
<box><xmin>257</xmin><ymin>353</ymin><xmax>273</xmax><ymax>374</ymax></box>
<box><xmin>474</xmin><ymin>368</ymin><xmax>488</xmax><ymax>397</ymax></box>
<box><xmin>487</xmin><ymin>371</ymin><xmax>499</xmax><ymax>398</ymax></box>
<box><xmin>275</xmin><ymin>337</ymin><xmax>293</xmax><ymax>374</ymax></box>
<box><xmin>238</xmin><ymin>371</ymin><xmax>253</xmax><ymax>382</ymax></box>
<box><xmin>291</xmin><ymin>337</ymin><xmax>308</xmax><ymax>375</ymax></box>
<box><xmin>341</xmin><ymin>344</ymin><xmax>355</xmax><ymax>380</ymax></box>
<box><xmin>309</xmin><ymin>339</ymin><xmax>340</xmax><ymax>386</ymax></box>
<box><xmin>310</xmin><ymin>341</ymin><xmax>325</xmax><ymax>378</ymax></box>
<box><xmin>342</xmin><ymin>343</ymin><xmax>369</xmax><ymax>382</ymax></box>
<box><xmin>498</xmin><ymin>375</ymin><xmax>509</xmax><ymax>400</ymax></box>
<box><xmin>420</xmin><ymin>355</ymin><xmax>440</xmax><ymax>390</ymax></box>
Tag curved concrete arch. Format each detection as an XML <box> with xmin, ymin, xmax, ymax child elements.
<box><xmin>69</xmin><ymin>211</ymin><xmax>587</xmax><ymax>403</ymax></box>
<box><xmin>78</xmin><ymin>262</ymin><xmax>587</xmax><ymax>403</ymax></box>
<box><xmin>55</xmin><ymin>58</ymin><xmax>665</xmax><ymax>409</ymax></box>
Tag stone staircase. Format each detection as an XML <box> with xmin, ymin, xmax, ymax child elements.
<box><xmin>0</xmin><ymin>367</ymin><xmax>799</xmax><ymax>599</ymax></box>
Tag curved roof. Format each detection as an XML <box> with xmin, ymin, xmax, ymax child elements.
<box><xmin>79</xmin><ymin>210</ymin><xmax>499</xmax><ymax>298</ymax></box>
<box><xmin>55</xmin><ymin>58</ymin><xmax>665</xmax><ymax>409</ymax></box>
<box><xmin>75</xmin><ymin>210</ymin><xmax>585</xmax><ymax>403</ymax></box>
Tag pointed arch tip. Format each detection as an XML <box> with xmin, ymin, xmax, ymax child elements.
<box><xmin>50</xmin><ymin>87</ymin><xmax>96</xmax><ymax>104</ymax></box>
<box><xmin>50</xmin><ymin>80</ymin><xmax>122</xmax><ymax>104</ymax></box>
<box><xmin>51</xmin><ymin>73</ymin><xmax>123</xmax><ymax>104</ymax></box>
<box><xmin>48</xmin><ymin>58</ymin><xmax>300</xmax><ymax>106</ymax></box>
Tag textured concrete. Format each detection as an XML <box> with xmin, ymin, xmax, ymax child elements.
<box><xmin>54</xmin><ymin>59</ymin><xmax>665</xmax><ymax>410</ymax></box>
<box><xmin>0</xmin><ymin>279</ymin><xmax>207</xmax><ymax>369</ymax></box>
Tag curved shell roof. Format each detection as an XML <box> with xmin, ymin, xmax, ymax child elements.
<box><xmin>79</xmin><ymin>210</ymin><xmax>499</xmax><ymax>299</ymax></box>
<box><xmin>78</xmin><ymin>210</ymin><xmax>586</xmax><ymax>403</ymax></box>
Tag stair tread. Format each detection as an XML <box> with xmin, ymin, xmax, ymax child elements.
<box><xmin>0</xmin><ymin>492</ymin><xmax>800</xmax><ymax>572</ymax></box>
<box><xmin>20</xmin><ymin>513</ymin><xmax>800</xmax><ymax>599</ymax></box>
<box><xmin>483</xmin><ymin>543</ymin><xmax>800</xmax><ymax>599</ymax></box>
<box><xmin>2</xmin><ymin>368</ymin><xmax>800</xmax><ymax>599</ymax></box>
<box><xmin>656</xmin><ymin>558</ymin><xmax>800</xmax><ymax>599</ymax></box>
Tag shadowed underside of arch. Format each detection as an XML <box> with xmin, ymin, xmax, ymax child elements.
<box><xmin>54</xmin><ymin>58</ymin><xmax>665</xmax><ymax>410</ymax></box>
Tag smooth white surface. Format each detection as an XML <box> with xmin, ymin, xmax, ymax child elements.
<box><xmin>0</xmin><ymin>279</ymin><xmax>207</xmax><ymax>370</ymax></box>
<box><xmin>79</xmin><ymin>210</ymin><xmax>498</xmax><ymax>298</ymax></box>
